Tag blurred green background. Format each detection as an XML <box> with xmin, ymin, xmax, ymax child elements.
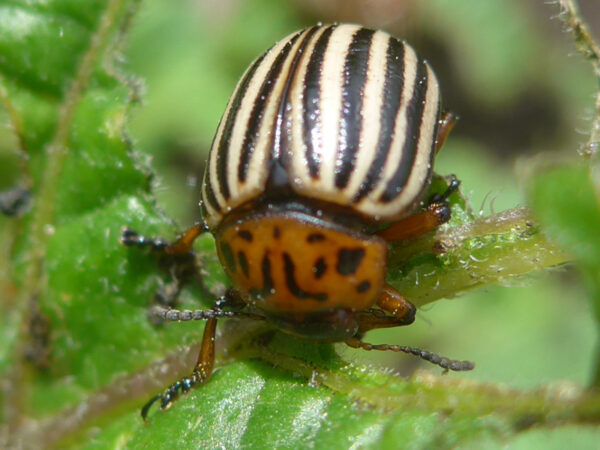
<box><xmin>116</xmin><ymin>0</ymin><xmax>599</xmax><ymax>392</ymax></box>
<box><xmin>0</xmin><ymin>0</ymin><xmax>599</xmax><ymax>446</ymax></box>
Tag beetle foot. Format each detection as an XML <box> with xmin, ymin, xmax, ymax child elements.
<box><xmin>426</xmin><ymin>176</ymin><xmax>461</xmax><ymax>226</ymax></box>
<box><xmin>121</xmin><ymin>227</ymin><xmax>170</xmax><ymax>252</ymax></box>
<box><xmin>429</xmin><ymin>175</ymin><xmax>460</xmax><ymax>205</ymax></box>
<box><xmin>141</xmin><ymin>369</ymin><xmax>207</xmax><ymax>421</ymax></box>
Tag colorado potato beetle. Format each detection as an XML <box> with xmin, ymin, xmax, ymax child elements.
<box><xmin>122</xmin><ymin>23</ymin><xmax>474</xmax><ymax>420</ymax></box>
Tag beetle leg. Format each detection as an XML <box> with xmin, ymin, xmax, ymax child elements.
<box><xmin>122</xmin><ymin>222</ymin><xmax>209</xmax><ymax>307</ymax></box>
<box><xmin>141</xmin><ymin>317</ymin><xmax>217</xmax><ymax>421</ymax></box>
<box><xmin>355</xmin><ymin>284</ymin><xmax>416</xmax><ymax>333</ymax></box>
<box><xmin>377</xmin><ymin>177</ymin><xmax>460</xmax><ymax>242</ymax></box>
<box><xmin>435</xmin><ymin>111</ymin><xmax>457</xmax><ymax>154</ymax></box>
<box><xmin>348</xmin><ymin>284</ymin><xmax>474</xmax><ymax>372</ymax></box>
<box><xmin>121</xmin><ymin>222</ymin><xmax>208</xmax><ymax>255</ymax></box>
<box><xmin>167</xmin><ymin>223</ymin><xmax>210</xmax><ymax>255</ymax></box>
<box><xmin>140</xmin><ymin>290</ymin><xmax>261</xmax><ymax>420</ymax></box>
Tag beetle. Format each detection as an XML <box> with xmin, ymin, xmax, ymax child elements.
<box><xmin>122</xmin><ymin>23</ymin><xmax>474</xmax><ymax>420</ymax></box>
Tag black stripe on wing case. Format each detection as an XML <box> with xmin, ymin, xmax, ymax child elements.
<box><xmin>215</xmin><ymin>53</ymin><xmax>267</xmax><ymax>200</ymax></box>
<box><xmin>203</xmin><ymin>117</ymin><xmax>225</xmax><ymax>214</ymax></box>
<box><xmin>203</xmin><ymin>175</ymin><xmax>221</xmax><ymax>214</ymax></box>
<box><xmin>237</xmin><ymin>32</ymin><xmax>303</xmax><ymax>184</ymax></box>
<box><xmin>379</xmin><ymin>60</ymin><xmax>428</xmax><ymax>203</ymax></box>
<box><xmin>277</xmin><ymin>26</ymin><xmax>321</xmax><ymax>172</ymax></box>
<box><xmin>335</xmin><ymin>28</ymin><xmax>375</xmax><ymax>189</ymax></box>
<box><xmin>303</xmin><ymin>25</ymin><xmax>335</xmax><ymax>179</ymax></box>
<box><xmin>353</xmin><ymin>37</ymin><xmax>405</xmax><ymax>203</ymax></box>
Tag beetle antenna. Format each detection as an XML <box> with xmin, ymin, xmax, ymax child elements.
<box><xmin>345</xmin><ymin>338</ymin><xmax>474</xmax><ymax>372</ymax></box>
<box><xmin>149</xmin><ymin>305</ymin><xmax>264</xmax><ymax>323</ymax></box>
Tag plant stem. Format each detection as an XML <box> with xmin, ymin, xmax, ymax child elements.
<box><xmin>249</xmin><ymin>335</ymin><xmax>600</xmax><ymax>428</ymax></box>
<box><xmin>557</xmin><ymin>0</ymin><xmax>600</xmax><ymax>155</ymax></box>
<box><xmin>387</xmin><ymin>207</ymin><xmax>570</xmax><ymax>307</ymax></box>
<box><xmin>557</xmin><ymin>0</ymin><xmax>600</xmax><ymax>388</ymax></box>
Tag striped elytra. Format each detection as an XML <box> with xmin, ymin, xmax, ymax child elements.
<box><xmin>201</xmin><ymin>24</ymin><xmax>441</xmax><ymax>229</ymax></box>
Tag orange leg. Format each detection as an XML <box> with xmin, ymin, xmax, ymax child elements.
<box><xmin>435</xmin><ymin>111</ymin><xmax>458</xmax><ymax>154</ymax></box>
<box><xmin>124</xmin><ymin>225</ymin><xmax>258</xmax><ymax>420</ymax></box>
<box><xmin>355</xmin><ymin>284</ymin><xmax>416</xmax><ymax>333</ymax></box>
<box><xmin>121</xmin><ymin>223</ymin><xmax>209</xmax><ymax>306</ymax></box>
<box><xmin>141</xmin><ymin>317</ymin><xmax>217</xmax><ymax>421</ymax></box>
<box><xmin>139</xmin><ymin>290</ymin><xmax>262</xmax><ymax>420</ymax></box>
<box><xmin>167</xmin><ymin>223</ymin><xmax>208</xmax><ymax>255</ymax></box>
<box><xmin>377</xmin><ymin>285</ymin><xmax>416</xmax><ymax>322</ymax></box>
<box><xmin>121</xmin><ymin>222</ymin><xmax>208</xmax><ymax>255</ymax></box>
<box><xmin>377</xmin><ymin>178</ymin><xmax>460</xmax><ymax>242</ymax></box>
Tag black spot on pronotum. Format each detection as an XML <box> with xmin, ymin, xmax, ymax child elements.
<box><xmin>313</xmin><ymin>257</ymin><xmax>327</xmax><ymax>279</ymax></box>
<box><xmin>250</xmin><ymin>252</ymin><xmax>275</xmax><ymax>299</ymax></box>
<box><xmin>273</xmin><ymin>226</ymin><xmax>281</xmax><ymax>239</ymax></box>
<box><xmin>262</xmin><ymin>253</ymin><xmax>274</xmax><ymax>293</ymax></box>
<box><xmin>219</xmin><ymin>242</ymin><xmax>235</xmax><ymax>273</ymax></box>
<box><xmin>237</xmin><ymin>251</ymin><xmax>249</xmax><ymax>277</ymax></box>
<box><xmin>356</xmin><ymin>280</ymin><xmax>371</xmax><ymax>293</ymax></box>
<box><xmin>283</xmin><ymin>253</ymin><xmax>328</xmax><ymax>301</ymax></box>
<box><xmin>237</xmin><ymin>230</ymin><xmax>253</xmax><ymax>242</ymax></box>
<box><xmin>336</xmin><ymin>248</ymin><xmax>365</xmax><ymax>275</ymax></box>
<box><xmin>307</xmin><ymin>233</ymin><xmax>325</xmax><ymax>243</ymax></box>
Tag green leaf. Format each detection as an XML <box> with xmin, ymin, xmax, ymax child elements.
<box><xmin>528</xmin><ymin>164</ymin><xmax>600</xmax><ymax>383</ymax></box>
<box><xmin>0</xmin><ymin>0</ymin><xmax>187</xmax><ymax>430</ymax></box>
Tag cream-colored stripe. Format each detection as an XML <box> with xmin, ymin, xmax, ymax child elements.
<box><xmin>287</xmin><ymin>27</ymin><xmax>327</xmax><ymax>191</ymax></box>
<box><xmin>313</xmin><ymin>24</ymin><xmax>360</xmax><ymax>197</ymax></box>
<box><xmin>364</xmin><ymin>42</ymin><xmax>418</xmax><ymax>204</ymax></box>
<box><xmin>360</xmin><ymin>60</ymin><xmax>439</xmax><ymax>219</ymax></box>
<box><xmin>206</xmin><ymin>95</ymin><xmax>230</xmax><ymax>212</ymax></box>
<box><xmin>225</xmin><ymin>37</ymin><xmax>293</xmax><ymax>203</ymax></box>
<box><xmin>343</xmin><ymin>30</ymin><xmax>389</xmax><ymax>202</ymax></box>
<box><xmin>205</xmin><ymin>48</ymin><xmax>276</xmax><ymax>216</ymax></box>
<box><xmin>235</xmin><ymin>29</ymin><xmax>312</xmax><ymax>208</ymax></box>
<box><xmin>202</xmin><ymin>110</ymin><xmax>226</xmax><ymax>223</ymax></box>
<box><xmin>394</xmin><ymin>63</ymin><xmax>439</xmax><ymax>215</ymax></box>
